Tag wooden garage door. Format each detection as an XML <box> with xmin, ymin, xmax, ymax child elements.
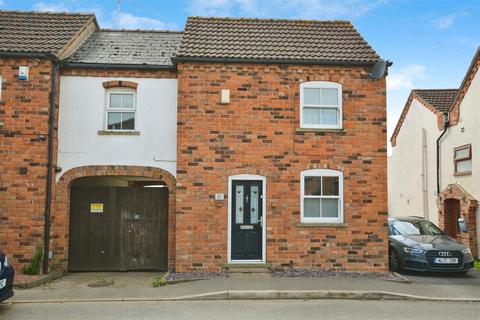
<box><xmin>68</xmin><ymin>186</ymin><xmax>168</xmax><ymax>271</ymax></box>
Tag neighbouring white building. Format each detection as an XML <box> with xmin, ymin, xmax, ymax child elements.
<box><xmin>389</xmin><ymin>47</ymin><xmax>480</xmax><ymax>258</ymax></box>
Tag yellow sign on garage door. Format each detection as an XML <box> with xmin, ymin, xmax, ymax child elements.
<box><xmin>90</xmin><ymin>203</ymin><xmax>104</xmax><ymax>213</ymax></box>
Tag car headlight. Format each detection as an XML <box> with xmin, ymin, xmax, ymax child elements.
<box><xmin>403</xmin><ymin>247</ymin><xmax>425</xmax><ymax>255</ymax></box>
<box><xmin>462</xmin><ymin>248</ymin><xmax>472</xmax><ymax>256</ymax></box>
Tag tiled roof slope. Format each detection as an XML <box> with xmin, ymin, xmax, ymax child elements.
<box><xmin>412</xmin><ymin>89</ymin><xmax>459</xmax><ymax>113</ymax></box>
<box><xmin>67</xmin><ymin>30</ymin><xmax>183</xmax><ymax>66</ymax></box>
<box><xmin>0</xmin><ymin>10</ymin><xmax>96</xmax><ymax>55</ymax></box>
<box><xmin>177</xmin><ymin>16</ymin><xmax>380</xmax><ymax>64</ymax></box>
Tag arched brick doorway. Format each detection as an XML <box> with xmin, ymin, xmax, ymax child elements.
<box><xmin>51</xmin><ymin>166</ymin><xmax>176</xmax><ymax>271</ymax></box>
<box><xmin>438</xmin><ymin>184</ymin><xmax>478</xmax><ymax>259</ymax></box>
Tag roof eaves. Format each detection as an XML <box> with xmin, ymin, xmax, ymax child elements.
<box><xmin>0</xmin><ymin>50</ymin><xmax>60</xmax><ymax>61</ymax></box>
<box><xmin>449</xmin><ymin>47</ymin><xmax>480</xmax><ymax>114</ymax></box>
<box><xmin>390</xmin><ymin>90</ymin><xmax>445</xmax><ymax>146</ymax></box>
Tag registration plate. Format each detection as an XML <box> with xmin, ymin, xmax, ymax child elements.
<box><xmin>0</xmin><ymin>279</ymin><xmax>6</xmax><ymax>289</ymax></box>
<box><xmin>434</xmin><ymin>257</ymin><xmax>458</xmax><ymax>264</ymax></box>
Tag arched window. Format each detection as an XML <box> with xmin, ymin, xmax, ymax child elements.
<box><xmin>300</xmin><ymin>81</ymin><xmax>342</xmax><ymax>129</ymax></box>
<box><xmin>300</xmin><ymin>169</ymin><xmax>344</xmax><ymax>223</ymax></box>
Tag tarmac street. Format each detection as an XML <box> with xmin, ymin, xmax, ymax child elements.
<box><xmin>1</xmin><ymin>300</ymin><xmax>479</xmax><ymax>320</ymax></box>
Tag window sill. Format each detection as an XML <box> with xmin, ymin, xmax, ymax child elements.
<box><xmin>97</xmin><ymin>130</ymin><xmax>140</xmax><ymax>136</ymax></box>
<box><xmin>454</xmin><ymin>171</ymin><xmax>471</xmax><ymax>176</ymax></box>
<box><xmin>296</xmin><ymin>223</ymin><xmax>347</xmax><ymax>228</ymax></box>
<box><xmin>296</xmin><ymin>128</ymin><xmax>346</xmax><ymax>133</ymax></box>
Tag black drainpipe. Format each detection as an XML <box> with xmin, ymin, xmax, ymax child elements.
<box><xmin>43</xmin><ymin>59</ymin><xmax>60</xmax><ymax>274</ymax></box>
<box><xmin>436</xmin><ymin>112</ymin><xmax>450</xmax><ymax>196</ymax></box>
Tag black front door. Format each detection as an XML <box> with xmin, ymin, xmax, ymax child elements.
<box><xmin>231</xmin><ymin>180</ymin><xmax>263</xmax><ymax>260</ymax></box>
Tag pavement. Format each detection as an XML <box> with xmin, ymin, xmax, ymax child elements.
<box><xmin>1</xmin><ymin>300</ymin><xmax>479</xmax><ymax>320</ymax></box>
<box><xmin>7</xmin><ymin>270</ymin><xmax>480</xmax><ymax>304</ymax></box>
<box><xmin>39</xmin><ymin>272</ymin><xmax>165</xmax><ymax>289</ymax></box>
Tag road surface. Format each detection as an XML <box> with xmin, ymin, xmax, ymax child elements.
<box><xmin>1</xmin><ymin>300</ymin><xmax>478</xmax><ymax>320</ymax></box>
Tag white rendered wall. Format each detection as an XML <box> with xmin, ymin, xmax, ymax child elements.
<box><xmin>57</xmin><ymin>76</ymin><xmax>177</xmax><ymax>180</ymax></box>
<box><xmin>388</xmin><ymin>99</ymin><xmax>440</xmax><ymax>222</ymax></box>
<box><xmin>440</xmin><ymin>67</ymin><xmax>480</xmax><ymax>257</ymax></box>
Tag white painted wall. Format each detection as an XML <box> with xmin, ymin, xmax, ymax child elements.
<box><xmin>388</xmin><ymin>99</ymin><xmax>440</xmax><ymax>222</ymax></box>
<box><xmin>58</xmin><ymin>76</ymin><xmax>177</xmax><ymax>180</ymax></box>
<box><xmin>440</xmin><ymin>67</ymin><xmax>480</xmax><ymax>257</ymax></box>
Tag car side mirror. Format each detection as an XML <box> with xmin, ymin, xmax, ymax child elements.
<box><xmin>458</xmin><ymin>217</ymin><xmax>467</xmax><ymax>233</ymax></box>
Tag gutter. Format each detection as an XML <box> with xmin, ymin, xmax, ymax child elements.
<box><xmin>62</xmin><ymin>62</ymin><xmax>176</xmax><ymax>70</ymax></box>
<box><xmin>172</xmin><ymin>56</ymin><xmax>377</xmax><ymax>67</ymax></box>
<box><xmin>436</xmin><ymin>112</ymin><xmax>450</xmax><ymax>196</ymax></box>
<box><xmin>0</xmin><ymin>51</ymin><xmax>60</xmax><ymax>63</ymax></box>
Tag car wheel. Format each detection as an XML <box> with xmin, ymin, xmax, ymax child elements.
<box><xmin>389</xmin><ymin>248</ymin><xmax>402</xmax><ymax>272</ymax></box>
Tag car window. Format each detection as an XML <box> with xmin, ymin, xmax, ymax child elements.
<box><xmin>391</xmin><ymin>221</ymin><xmax>421</xmax><ymax>235</ymax></box>
<box><xmin>390</xmin><ymin>220</ymin><xmax>443</xmax><ymax>236</ymax></box>
<box><xmin>418</xmin><ymin>221</ymin><xmax>443</xmax><ymax>235</ymax></box>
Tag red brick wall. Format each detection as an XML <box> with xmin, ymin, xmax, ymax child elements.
<box><xmin>438</xmin><ymin>184</ymin><xmax>478</xmax><ymax>259</ymax></box>
<box><xmin>0</xmin><ymin>57</ymin><xmax>56</xmax><ymax>269</ymax></box>
<box><xmin>176</xmin><ymin>62</ymin><xmax>388</xmax><ymax>272</ymax></box>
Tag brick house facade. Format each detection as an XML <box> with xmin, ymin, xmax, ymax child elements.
<box><xmin>175</xmin><ymin>62</ymin><xmax>388</xmax><ymax>272</ymax></box>
<box><xmin>1</xmin><ymin>11</ymin><xmax>389</xmax><ymax>273</ymax></box>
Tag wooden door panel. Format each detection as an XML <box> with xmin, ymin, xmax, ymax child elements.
<box><xmin>69</xmin><ymin>186</ymin><xmax>168</xmax><ymax>271</ymax></box>
<box><xmin>69</xmin><ymin>187</ymin><xmax>121</xmax><ymax>271</ymax></box>
<box><xmin>124</xmin><ymin>187</ymin><xmax>168</xmax><ymax>271</ymax></box>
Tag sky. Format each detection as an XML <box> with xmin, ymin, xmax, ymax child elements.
<box><xmin>1</xmin><ymin>0</ymin><xmax>479</xmax><ymax>153</ymax></box>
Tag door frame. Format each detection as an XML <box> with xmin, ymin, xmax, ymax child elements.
<box><xmin>227</xmin><ymin>174</ymin><xmax>266</xmax><ymax>264</ymax></box>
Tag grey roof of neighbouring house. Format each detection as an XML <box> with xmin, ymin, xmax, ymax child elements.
<box><xmin>413</xmin><ymin>89</ymin><xmax>459</xmax><ymax>113</ymax></box>
<box><xmin>176</xmin><ymin>16</ymin><xmax>381</xmax><ymax>64</ymax></box>
<box><xmin>67</xmin><ymin>30</ymin><xmax>183</xmax><ymax>67</ymax></box>
<box><xmin>0</xmin><ymin>10</ymin><xmax>96</xmax><ymax>55</ymax></box>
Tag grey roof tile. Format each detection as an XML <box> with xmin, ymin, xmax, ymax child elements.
<box><xmin>67</xmin><ymin>30</ymin><xmax>182</xmax><ymax>66</ymax></box>
<box><xmin>413</xmin><ymin>89</ymin><xmax>459</xmax><ymax>113</ymax></box>
<box><xmin>0</xmin><ymin>10</ymin><xmax>95</xmax><ymax>55</ymax></box>
<box><xmin>177</xmin><ymin>16</ymin><xmax>380</xmax><ymax>64</ymax></box>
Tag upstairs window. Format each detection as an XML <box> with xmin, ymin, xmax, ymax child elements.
<box><xmin>300</xmin><ymin>169</ymin><xmax>344</xmax><ymax>223</ymax></box>
<box><xmin>106</xmin><ymin>89</ymin><xmax>136</xmax><ymax>131</ymax></box>
<box><xmin>300</xmin><ymin>81</ymin><xmax>342</xmax><ymax>129</ymax></box>
<box><xmin>454</xmin><ymin>144</ymin><xmax>472</xmax><ymax>175</ymax></box>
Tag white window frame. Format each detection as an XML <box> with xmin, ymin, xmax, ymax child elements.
<box><xmin>300</xmin><ymin>169</ymin><xmax>344</xmax><ymax>223</ymax></box>
<box><xmin>105</xmin><ymin>88</ymin><xmax>137</xmax><ymax>131</ymax></box>
<box><xmin>300</xmin><ymin>81</ymin><xmax>343</xmax><ymax>129</ymax></box>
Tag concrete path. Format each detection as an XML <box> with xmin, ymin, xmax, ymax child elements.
<box><xmin>1</xmin><ymin>300</ymin><xmax>479</xmax><ymax>320</ymax></box>
<box><xmin>41</xmin><ymin>272</ymin><xmax>164</xmax><ymax>289</ymax></box>
<box><xmin>9</xmin><ymin>270</ymin><xmax>480</xmax><ymax>303</ymax></box>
